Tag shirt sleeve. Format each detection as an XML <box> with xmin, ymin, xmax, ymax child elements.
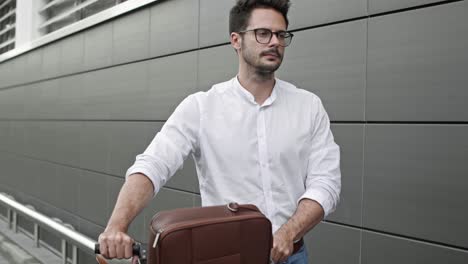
<box><xmin>125</xmin><ymin>94</ymin><xmax>200</xmax><ymax>196</ymax></box>
<box><xmin>297</xmin><ymin>96</ymin><xmax>341</xmax><ymax>218</ymax></box>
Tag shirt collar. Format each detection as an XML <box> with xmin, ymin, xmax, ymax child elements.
<box><xmin>233</xmin><ymin>76</ymin><xmax>278</xmax><ymax>107</ymax></box>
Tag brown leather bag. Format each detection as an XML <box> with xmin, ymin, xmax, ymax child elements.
<box><xmin>147</xmin><ymin>202</ymin><xmax>272</xmax><ymax>264</ymax></box>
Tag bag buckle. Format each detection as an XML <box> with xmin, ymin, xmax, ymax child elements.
<box><xmin>227</xmin><ymin>202</ymin><xmax>239</xmax><ymax>212</ymax></box>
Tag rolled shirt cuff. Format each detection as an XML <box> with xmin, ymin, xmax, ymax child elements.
<box><xmin>297</xmin><ymin>188</ymin><xmax>335</xmax><ymax>218</ymax></box>
<box><xmin>125</xmin><ymin>165</ymin><xmax>160</xmax><ymax>197</ymax></box>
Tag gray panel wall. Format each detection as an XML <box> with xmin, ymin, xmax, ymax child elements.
<box><xmin>1</xmin><ymin>0</ymin><xmax>467</xmax><ymax>263</ymax></box>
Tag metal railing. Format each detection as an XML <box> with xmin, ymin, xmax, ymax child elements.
<box><xmin>0</xmin><ymin>192</ymin><xmax>95</xmax><ymax>264</ymax></box>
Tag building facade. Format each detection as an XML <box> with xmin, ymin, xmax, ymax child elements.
<box><xmin>0</xmin><ymin>0</ymin><xmax>467</xmax><ymax>263</ymax></box>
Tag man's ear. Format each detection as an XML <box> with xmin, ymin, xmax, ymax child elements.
<box><xmin>230</xmin><ymin>32</ymin><xmax>241</xmax><ymax>52</ymax></box>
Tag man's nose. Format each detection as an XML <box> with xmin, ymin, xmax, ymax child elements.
<box><xmin>268</xmin><ymin>33</ymin><xmax>281</xmax><ymax>47</ymax></box>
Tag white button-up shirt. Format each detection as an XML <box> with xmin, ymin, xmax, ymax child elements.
<box><xmin>126</xmin><ymin>77</ymin><xmax>341</xmax><ymax>233</ymax></box>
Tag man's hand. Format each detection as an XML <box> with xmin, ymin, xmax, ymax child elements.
<box><xmin>270</xmin><ymin>226</ymin><xmax>294</xmax><ymax>263</ymax></box>
<box><xmin>98</xmin><ymin>228</ymin><xmax>135</xmax><ymax>260</ymax></box>
<box><xmin>96</xmin><ymin>173</ymin><xmax>153</xmax><ymax>263</ymax></box>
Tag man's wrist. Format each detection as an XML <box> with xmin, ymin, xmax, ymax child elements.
<box><xmin>278</xmin><ymin>222</ymin><xmax>298</xmax><ymax>242</ymax></box>
<box><xmin>104</xmin><ymin>222</ymin><xmax>128</xmax><ymax>233</ymax></box>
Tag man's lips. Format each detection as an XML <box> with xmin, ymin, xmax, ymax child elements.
<box><xmin>262</xmin><ymin>52</ymin><xmax>280</xmax><ymax>58</ymax></box>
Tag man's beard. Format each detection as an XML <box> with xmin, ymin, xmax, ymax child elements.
<box><xmin>241</xmin><ymin>43</ymin><xmax>283</xmax><ymax>76</ymax></box>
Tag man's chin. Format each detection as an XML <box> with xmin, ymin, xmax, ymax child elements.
<box><xmin>257</xmin><ymin>63</ymin><xmax>281</xmax><ymax>73</ymax></box>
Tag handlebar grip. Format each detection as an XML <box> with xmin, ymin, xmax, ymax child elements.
<box><xmin>94</xmin><ymin>243</ymin><xmax>141</xmax><ymax>256</ymax></box>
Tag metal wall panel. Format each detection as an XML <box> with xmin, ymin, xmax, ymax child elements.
<box><xmin>78</xmin><ymin>170</ymin><xmax>108</xmax><ymax>226</ymax></box>
<box><xmin>288</xmin><ymin>0</ymin><xmax>367</xmax><ymax>30</ymax></box>
<box><xmin>37</xmin><ymin>159</ymin><xmax>59</xmax><ymax>208</ymax></box>
<box><xmin>84</xmin><ymin>22</ymin><xmax>113</xmax><ymax>70</ymax></box>
<box><xmin>327</xmin><ymin>124</ymin><xmax>363</xmax><ymax>226</ymax></box>
<box><xmin>0</xmin><ymin>122</ymin><xmax>8</xmax><ymax>151</ymax></box>
<box><xmin>305</xmin><ymin>222</ymin><xmax>361</xmax><ymax>264</ymax></box>
<box><xmin>1</xmin><ymin>153</ymin><xmax>24</xmax><ymax>192</ymax></box>
<box><xmin>7</xmin><ymin>121</ymin><xmax>25</xmax><ymax>156</ymax></box>
<box><xmin>199</xmin><ymin>0</ymin><xmax>231</xmax><ymax>47</ymax></box>
<box><xmin>363</xmin><ymin>125</ymin><xmax>468</xmax><ymax>248</ymax></box>
<box><xmin>197</xmin><ymin>45</ymin><xmax>238</xmax><ymax>92</ymax></box>
<box><xmin>0</xmin><ymin>86</ymin><xmax>26</xmax><ymax>119</ymax></box>
<box><xmin>32</xmin><ymin>79</ymin><xmax>60</xmax><ymax>119</ymax></box>
<box><xmin>112</xmin><ymin>8</ymin><xmax>150</xmax><ymax>65</ymax></box>
<box><xmin>367</xmin><ymin>2</ymin><xmax>468</xmax><ymax>121</ymax></box>
<box><xmin>146</xmin><ymin>51</ymin><xmax>197</xmax><ymax>120</ymax></box>
<box><xmin>362</xmin><ymin>231</ymin><xmax>468</xmax><ymax>264</ymax></box>
<box><xmin>3</xmin><ymin>121</ymin><xmax>19</xmax><ymax>154</ymax></box>
<box><xmin>107</xmin><ymin>62</ymin><xmax>149</xmax><ymax>120</ymax></box>
<box><xmin>24</xmin><ymin>49</ymin><xmax>43</xmax><ymax>83</ymax></box>
<box><xmin>41</xmin><ymin>42</ymin><xmax>61</xmax><ymax>80</ymax></box>
<box><xmin>27</xmin><ymin>121</ymin><xmax>57</xmax><ymax>162</ymax></box>
<box><xmin>82</xmin><ymin>67</ymin><xmax>115</xmax><ymax>120</ymax></box>
<box><xmin>23</xmin><ymin>83</ymin><xmax>42</xmax><ymax>119</ymax></box>
<box><xmin>278</xmin><ymin>20</ymin><xmax>367</xmax><ymax>121</ymax></box>
<box><xmin>79</xmin><ymin>122</ymin><xmax>111</xmax><ymax>174</ymax></box>
<box><xmin>59</xmin><ymin>61</ymin><xmax>149</xmax><ymax>120</ymax></box>
<box><xmin>9</xmin><ymin>55</ymin><xmax>26</xmax><ymax>87</ymax></box>
<box><xmin>149</xmin><ymin>0</ymin><xmax>199</xmax><ymax>57</ymax></box>
<box><xmin>54</xmin><ymin>121</ymin><xmax>82</xmax><ymax>167</ymax></box>
<box><xmin>60</xmin><ymin>32</ymin><xmax>84</xmax><ymax>76</ymax></box>
<box><xmin>369</xmin><ymin>0</ymin><xmax>445</xmax><ymax>14</ymax></box>
<box><xmin>56</xmin><ymin>75</ymin><xmax>84</xmax><ymax>120</ymax></box>
<box><xmin>107</xmin><ymin>121</ymin><xmax>156</xmax><ymax>177</ymax></box>
<box><xmin>0</xmin><ymin>61</ymin><xmax>11</xmax><ymax>88</ymax></box>
<box><xmin>0</xmin><ymin>153</ymin><xmax>12</xmax><ymax>189</ymax></box>
<box><xmin>55</xmin><ymin>165</ymin><xmax>80</xmax><ymax>214</ymax></box>
<box><xmin>23</xmin><ymin>121</ymin><xmax>40</xmax><ymax>159</ymax></box>
<box><xmin>193</xmin><ymin>194</ymin><xmax>201</xmax><ymax>207</ymax></box>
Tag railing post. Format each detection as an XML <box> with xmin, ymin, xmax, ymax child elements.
<box><xmin>64</xmin><ymin>223</ymin><xmax>77</xmax><ymax>264</ymax></box>
<box><xmin>61</xmin><ymin>239</ymin><xmax>68</xmax><ymax>264</ymax></box>
<box><xmin>12</xmin><ymin>210</ymin><xmax>17</xmax><ymax>233</ymax></box>
<box><xmin>34</xmin><ymin>223</ymin><xmax>40</xmax><ymax>247</ymax></box>
<box><xmin>72</xmin><ymin>245</ymin><xmax>78</xmax><ymax>264</ymax></box>
<box><xmin>25</xmin><ymin>205</ymin><xmax>40</xmax><ymax>247</ymax></box>
<box><xmin>7</xmin><ymin>208</ymin><xmax>12</xmax><ymax>229</ymax></box>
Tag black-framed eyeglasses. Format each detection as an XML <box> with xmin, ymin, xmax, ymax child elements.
<box><xmin>237</xmin><ymin>28</ymin><xmax>294</xmax><ymax>47</ymax></box>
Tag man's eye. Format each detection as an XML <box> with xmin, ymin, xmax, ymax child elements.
<box><xmin>257</xmin><ymin>30</ymin><xmax>270</xmax><ymax>37</ymax></box>
<box><xmin>278</xmin><ymin>33</ymin><xmax>287</xmax><ymax>39</ymax></box>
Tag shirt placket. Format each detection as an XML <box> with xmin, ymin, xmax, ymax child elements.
<box><xmin>257</xmin><ymin>105</ymin><xmax>274</xmax><ymax>220</ymax></box>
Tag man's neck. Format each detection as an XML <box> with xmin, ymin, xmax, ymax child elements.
<box><xmin>237</xmin><ymin>70</ymin><xmax>276</xmax><ymax>106</ymax></box>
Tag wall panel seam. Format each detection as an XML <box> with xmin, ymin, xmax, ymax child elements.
<box><xmin>1</xmin><ymin>119</ymin><xmax>468</xmax><ymax>125</ymax></box>
<box><xmin>324</xmin><ymin>220</ymin><xmax>468</xmax><ymax>252</ymax></box>
<box><xmin>368</xmin><ymin>0</ymin><xmax>463</xmax><ymax>17</ymax></box>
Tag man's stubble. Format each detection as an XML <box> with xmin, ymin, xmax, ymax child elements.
<box><xmin>240</xmin><ymin>40</ymin><xmax>284</xmax><ymax>80</ymax></box>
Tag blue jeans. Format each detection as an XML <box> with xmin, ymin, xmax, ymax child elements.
<box><xmin>273</xmin><ymin>245</ymin><xmax>308</xmax><ymax>264</ymax></box>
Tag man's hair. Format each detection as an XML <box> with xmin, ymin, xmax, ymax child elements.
<box><xmin>229</xmin><ymin>0</ymin><xmax>291</xmax><ymax>34</ymax></box>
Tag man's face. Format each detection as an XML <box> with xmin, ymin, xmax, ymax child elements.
<box><xmin>238</xmin><ymin>8</ymin><xmax>288</xmax><ymax>74</ymax></box>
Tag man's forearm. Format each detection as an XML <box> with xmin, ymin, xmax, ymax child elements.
<box><xmin>105</xmin><ymin>173</ymin><xmax>154</xmax><ymax>232</ymax></box>
<box><xmin>280</xmin><ymin>198</ymin><xmax>324</xmax><ymax>241</ymax></box>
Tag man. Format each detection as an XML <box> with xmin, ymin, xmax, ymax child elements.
<box><xmin>98</xmin><ymin>0</ymin><xmax>341</xmax><ymax>263</ymax></box>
